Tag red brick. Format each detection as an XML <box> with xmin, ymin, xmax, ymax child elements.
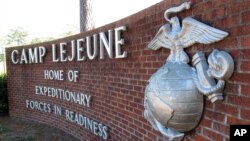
<box><xmin>212</xmin><ymin>122</ymin><xmax>229</xmax><ymax>135</ymax></box>
<box><xmin>192</xmin><ymin>1</ymin><xmax>212</xmax><ymax>14</ymax></box>
<box><xmin>213</xmin><ymin>7</ymin><xmax>227</xmax><ymax>19</ymax></box>
<box><xmin>224</xmin><ymin>83</ymin><xmax>238</xmax><ymax>95</ymax></box>
<box><xmin>240</xmin><ymin>60</ymin><xmax>250</xmax><ymax>72</ymax></box>
<box><xmin>195</xmin><ymin>134</ymin><xmax>210</xmax><ymax>141</ymax></box>
<box><xmin>215</xmin><ymin>16</ymin><xmax>239</xmax><ymax>30</ymax></box>
<box><xmin>227</xmin><ymin>1</ymin><xmax>250</xmax><ymax>15</ymax></box>
<box><xmin>214</xmin><ymin>103</ymin><xmax>238</xmax><ymax>116</ymax></box>
<box><xmin>203</xmin><ymin>128</ymin><xmax>223</xmax><ymax>141</ymax></box>
<box><xmin>242</xmin><ymin>10</ymin><xmax>250</xmax><ymax>24</ymax></box>
<box><xmin>212</xmin><ymin>0</ymin><xmax>229</xmax><ymax>8</ymax></box>
<box><xmin>214</xmin><ymin>37</ymin><xmax>238</xmax><ymax>50</ymax></box>
<box><xmin>199</xmin><ymin>117</ymin><xmax>212</xmax><ymax>128</ymax></box>
<box><xmin>230</xmin><ymin>72</ymin><xmax>250</xmax><ymax>84</ymax></box>
<box><xmin>241</xmin><ymin>25</ymin><xmax>250</xmax><ymax>36</ymax></box>
<box><xmin>224</xmin><ymin>137</ymin><xmax>230</xmax><ymax>141</ymax></box>
<box><xmin>205</xmin><ymin>98</ymin><xmax>214</xmax><ymax>110</ymax></box>
<box><xmin>204</xmin><ymin>110</ymin><xmax>226</xmax><ymax>123</ymax></box>
<box><xmin>241</xmin><ymin>85</ymin><xmax>250</xmax><ymax>97</ymax></box>
<box><xmin>227</xmin><ymin>116</ymin><xmax>250</xmax><ymax>125</ymax></box>
<box><xmin>241</xmin><ymin>36</ymin><xmax>250</xmax><ymax>48</ymax></box>
<box><xmin>228</xmin><ymin>50</ymin><xmax>240</xmax><ymax>62</ymax></box>
<box><xmin>227</xmin><ymin>95</ymin><xmax>250</xmax><ymax>108</ymax></box>
<box><xmin>240</xmin><ymin>108</ymin><xmax>250</xmax><ymax>120</ymax></box>
<box><xmin>229</xmin><ymin>27</ymin><xmax>242</xmax><ymax>37</ymax></box>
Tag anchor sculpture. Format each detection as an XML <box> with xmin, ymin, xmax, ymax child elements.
<box><xmin>144</xmin><ymin>1</ymin><xmax>234</xmax><ymax>140</ymax></box>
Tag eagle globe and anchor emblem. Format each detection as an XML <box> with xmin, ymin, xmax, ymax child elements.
<box><xmin>144</xmin><ymin>1</ymin><xmax>234</xmax><ymax>140</ymax></box>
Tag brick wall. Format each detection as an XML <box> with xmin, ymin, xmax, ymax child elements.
<box><xmin>5</xmin><ymin>0</ymin><xmax>250</xmax><ymax>141</ymax></box>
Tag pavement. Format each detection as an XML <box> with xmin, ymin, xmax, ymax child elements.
<box><xmin>0</xmin><ymin>114</ymin><xmax>80</xmax><ymax>141</ymax></box>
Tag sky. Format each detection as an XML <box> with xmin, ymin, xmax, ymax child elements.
<box><xmin>0</xmin><ymin>0</ymin><xmax>80</xmax><ymax>40</ymax></box>
<box><xmin>0</xmin><ymin>0</ymin><xmax>162</xmax><ymax>46</ymax></box>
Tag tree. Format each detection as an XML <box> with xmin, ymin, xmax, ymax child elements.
<box><xmin>5</xmin><ymin>27</ymin><xmax>28</xmax><ymax>46</ymax></box>
<box><xmin>30</xmin><ymin>37</ymin><xmax>42</xmax><ymax>44</ymax></box>
<box><xmin>0</xmin><ymin>52</ymin><xmax>4</xmax><ymax>62</ymax></box>
<box><xmin>0</xmin><ymin>39</ymin><xmax>5</xmax><ymax>62</ymax></box>
<box><xmin>79</xmin><ymin>0</ymin><xmax>94</xmax><ymax>32</ymax></box>
<box><xmin>60</xmin><ymin>24</ymin><xmax>78</xmax><ymax>37</ymax></box>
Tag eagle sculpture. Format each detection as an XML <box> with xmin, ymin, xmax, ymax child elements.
<box><xmin>148</xmin><ymin>1</ymin><xmax>228</xmax><ymax>63</ymax></box>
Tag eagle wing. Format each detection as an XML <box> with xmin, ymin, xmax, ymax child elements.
<box><xmin>179</xmin><ymin>17</ymin><xmax>228</xmax><ymax>48</ymax></box>
<box><xmin>147</xmin><ymin>24</ymin><xmax>174</xmax><ymax>50</ymax></box>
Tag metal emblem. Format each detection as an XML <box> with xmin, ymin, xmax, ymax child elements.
<box><xmin>144</xmin><ymin>2</ymin><xmax>234</xmax><ymax>140</ymax></box>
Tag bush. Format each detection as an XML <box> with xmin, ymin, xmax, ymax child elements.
<box><xmin>0</xmin><ymin>73</ymin><xmax>8</xmax><ymax>113</ymax></box>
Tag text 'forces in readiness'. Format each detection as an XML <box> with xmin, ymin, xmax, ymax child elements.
<box><xmin>11</xmin><ymin>26</ymin><xmax>126</xmax><ymax>64</ymax></box>
<box><xmin>25</xmin><ymin>100</ymin><xmax>108</xmax><ymax>140</ymax></box>
<box><xmin>25</xmin><ymin>85</ymin><xmax>108</xmax><ymax>139</ymax></box>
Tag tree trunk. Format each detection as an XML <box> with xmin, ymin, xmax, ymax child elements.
<box><xmin>80</xmin><ymin>0</ymin><xmax>94</xmax><ymax>32</ymax></box>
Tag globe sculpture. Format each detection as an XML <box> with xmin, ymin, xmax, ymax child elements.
<box><xmin>144</xmin><ymin>2</ymin><xmax>234</xmax><ymax>140</ymax></box>
<box><xmin>145</xmin><ymin>62</ymin><xmax>203</xmax><ymax>131</ymax></box>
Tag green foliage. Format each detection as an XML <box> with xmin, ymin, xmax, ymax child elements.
<box><xmin>30</xmin><ymin>36</ymin><xmax>55</xmax><ymax>44</ymax></box>
<box><xmin>0</xmin><ymin>73</ymin><xmax>8</xmax><ymax>113</ymax></box>
<box><xmin>5</xmin><ymin>27</ymin><xmax>28</xmax><ymax>46</ymax></box>
<box><xmin>0</xmin><ymin>25</ymin><xmax>79</xmax><ymax>47</ymax></box>
<box><xmin>30</xmin><ymin>37</ymin><xmax>42</xmax><ymax>44</ymax></box>
<box><xmin>60</xmin><ymin>24</ymin><xmax>78</xmax><ymax>37</ymax></box>
<box><xmin>0</xmin><ymin>54</ymin><xmax>4</xmax><ymax>62</ymax></box>
<box><xmin>0</xmin><ymin>41</ymin><xmax>5</xmax><ymax>62</ymax></box>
